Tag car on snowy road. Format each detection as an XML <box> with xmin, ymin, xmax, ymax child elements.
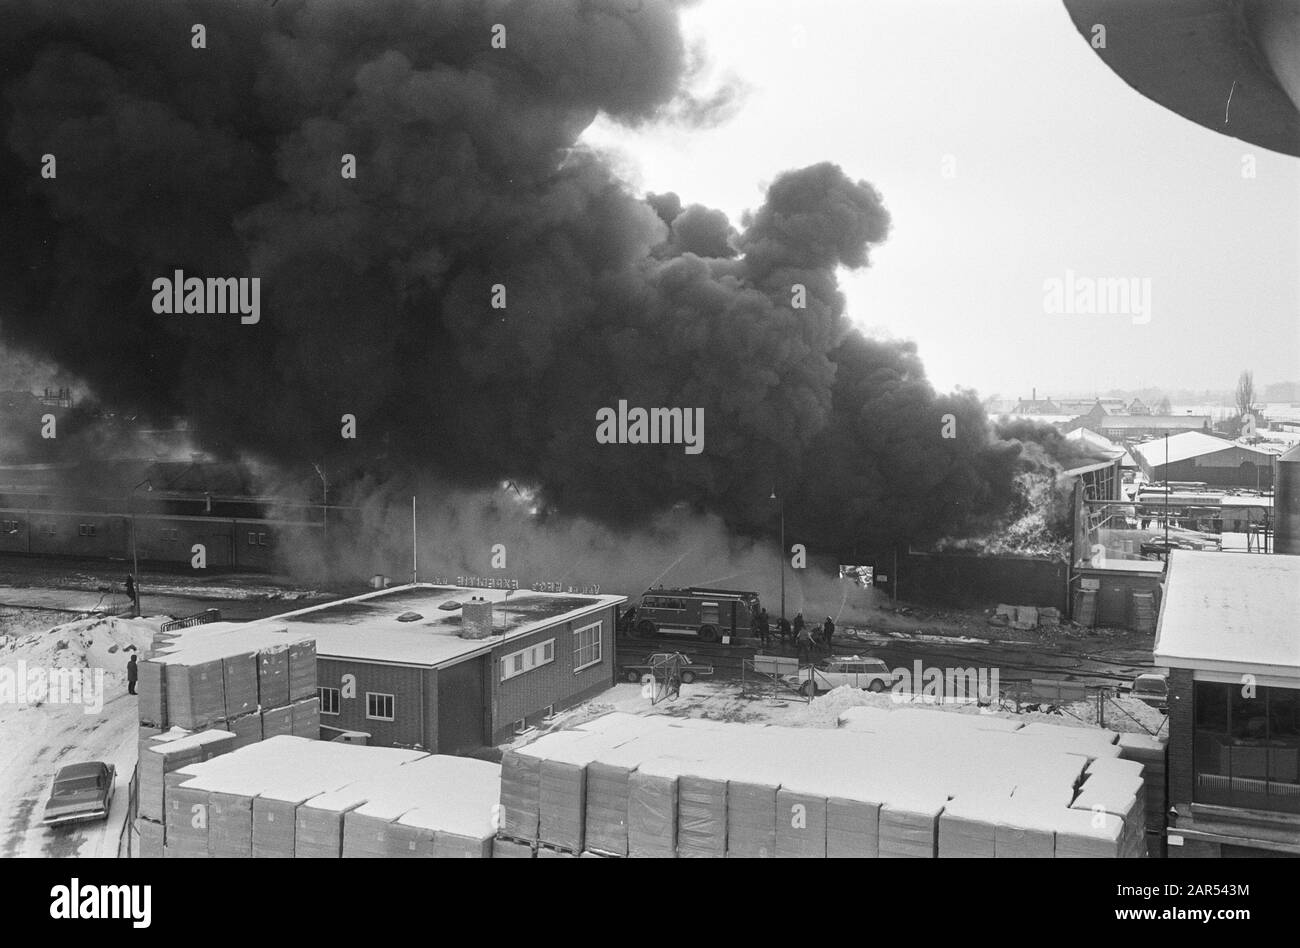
<box><xmin>42</xmin><ymin>761</ymin><xmax>116</xmax><ymax>827</ymax></box>
<box><xmin>782</xmin><ymin>656</ymin><xmax>895</xmax><ymax>697</ymax></box>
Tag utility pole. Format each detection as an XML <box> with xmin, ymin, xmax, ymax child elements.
<box><xmin>1164</xmin><ymin>432</ymin><xmax>1170</xmax><ymax>556</ymax></box>
<box><xmin>770</xmin><ymin>488</ymin><xmax>786</xmax><ymax>622</ymax></box>
<box><xmin>128</xmin><ymin>477</ymin><xmax>152</xmax><ymax>617</ymax></box>
<box><xmin>411</xmin><ymin>495</ymin><xmax>418</xmax><ymax>585</ymax></box>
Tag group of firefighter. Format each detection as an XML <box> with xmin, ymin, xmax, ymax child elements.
<box><xmin>751</xmin><ymin>608</ymin><xmax>835</xmax><ymax>662</ymax></box>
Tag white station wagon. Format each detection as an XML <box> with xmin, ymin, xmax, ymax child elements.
<box><xmin>784</xmin><ymin>655</ymin><xmax>896</xmax><ymax>697</ymax></box>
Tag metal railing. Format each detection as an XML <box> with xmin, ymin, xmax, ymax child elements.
<box><xmin>160</xmin><ymin>608</ymin><xmax>222</xmax><ymax>632</ymax></box>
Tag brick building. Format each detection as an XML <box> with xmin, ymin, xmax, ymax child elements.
<box><xmin>1156</xmin><ymin>551</ymin><xmax>1300</xmax><ymax>857</ymax></box>
<box><xmin>254</xmin><ymin>583</ymin><xmax>625</xmax><ymax>754</ymax></box>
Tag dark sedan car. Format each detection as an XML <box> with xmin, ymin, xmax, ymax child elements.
<box><xmin>42</xmin><ymin>761</ymin><xmax>116</xmax><ymax>827</ymax></box>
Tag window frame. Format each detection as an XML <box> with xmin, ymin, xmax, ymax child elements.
<box><xmin>500</xmin><ymin>637</ymin><xmax>556</xmax><ymax>682</ymax></box>
<box><xmin>318</xmin><ymin>686</ymin><xmax>341</xmax><ymax>716</ymax></box>
<box><xmin>573</xmin><ymin>621</ymin><xmax>603</xmax><ymax>673</ymax></box>
<box><xmin>365</xmin><ymin>691</ymin><xmax>395</xmax><ymax>722</ymax></box>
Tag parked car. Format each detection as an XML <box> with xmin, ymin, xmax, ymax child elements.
<box><xmin>1128</xmin><ymin>673</ymin><xmax>1169</xmax><ymax>712</ymax></box>
<box><xmin>42</xmin><ymin>761</ymin><xmax>116</xmax><ymax>827</ymax></box>
<box><xmin>620</xmin><ymin>652</ymin><xmax>715</xmax><ymax>684</ymax></box>
<box><xmin>782</xmin><ymin>656</ymin><xmax>895</xmax><ymax>697</ymax></box>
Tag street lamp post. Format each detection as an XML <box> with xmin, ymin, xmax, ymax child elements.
<box><xmin>128</xmin><ymin>477</ymin><xmax>152</xmax><ymax>617</ymax></box>
<box><xmin>770</xmin><ymin>488</ymin><xmax>786</xmax><ymax>622</ymax></box>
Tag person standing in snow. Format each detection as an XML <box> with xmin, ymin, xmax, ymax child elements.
<box><xmin>777</xmin><ymin>615</ymin><xmax>792</xmax><ymax>647</ymax></box>
<box><xmin>757</xmin><ymin>608</ymin><xmax>771</xmax><ymax>649</ymax></box>
<box><xmin>793</xmin><ymin>612</ymin><xmax>805</xmax><ymax>639</ymax></box>
<box><xmin>126</xmin><ymin>653</ymin><xmax>138</xmax><ymax>696</ymax></box>
<box><xmin>822</xmin><ymin>616</ymin><xmax>836</xmax><ymax>652</ymax></box>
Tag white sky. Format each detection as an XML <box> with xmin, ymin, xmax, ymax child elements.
<box><xmin>582</xmin><ymin>0</ymin><xmax>1300</xmax><ymax>401</ymax></box>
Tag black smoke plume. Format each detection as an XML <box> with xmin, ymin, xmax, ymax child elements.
<box><xmin>0</xmin><ymin>0</ymin><xmax>1027</xmax><ymax>561</ymax></box>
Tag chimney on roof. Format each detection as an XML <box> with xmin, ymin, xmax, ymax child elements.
<box><xmin>460</xmin><ymin>596</ymin><xmax>495</xmax><ymax>639</ymax></box>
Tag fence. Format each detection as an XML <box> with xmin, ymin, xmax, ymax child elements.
<box><xmin>160</xmin><ymin>608</ymin><xmax>222</xmax><ymax>632</ymax></box>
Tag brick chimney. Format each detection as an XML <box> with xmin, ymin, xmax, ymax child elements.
<box><xmin>460</xmin><ymin>596</ymin><xmax>495</xmax><ymax>639</ymax></box>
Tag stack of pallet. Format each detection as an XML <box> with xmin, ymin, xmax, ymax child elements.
<box><xmin>153</xmin><ymin>736</ymin><xmax>501</xmax><ymax>858</ymax></box>
<box><xmin>139</xmin><ymin>622</ymin><xmax>319</xmax><ymax>747</ymax></box>
<box><xmin>1117</xmin><ymin>731</ymin><xmax>1168</xmax><ymax>856</ymax></box>
<box><xmin>495</xmin><ymin>709</ymin><xmax>1149</xmax><ymax>858</ymax></box>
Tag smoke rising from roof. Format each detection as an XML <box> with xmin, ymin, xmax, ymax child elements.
<box><xmin>0</xmin><ymin>0</ymin><xmax>1029</xmax><ymax>558</ymax></box>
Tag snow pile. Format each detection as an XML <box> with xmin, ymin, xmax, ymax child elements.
<box><xmin>0</xmin><ymin>614</ymin><xmax>159</xmax><ymax>678</ymax></box>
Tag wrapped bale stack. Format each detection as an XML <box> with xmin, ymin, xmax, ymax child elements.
<box><xmin>135</xmin><ymin>728</ymin><xmax>238</xmax><ymax>857</ymax></box>
<box><xmin>142</xmin><ymin>622</ymin><xmax>318</xmax><ymax>743</ymax></box>
<box><xmin>157</xmin><ymin>736</ymin><xmax>427</xmax><ymax>857</ymax></box>
<box><xmin>329</xmin><ymin>756</ymin><xmax>501</xmax><ymax>858</ymax></box>
<box><xmin>1118</xmin><ymin>731</ymin><xmax>1168</xmax><ymax>855</ymax></box>
<box><xmin>502</xmin><ymin>707</ymin><xmax>1150</xmax><ymax>858</ymax></box>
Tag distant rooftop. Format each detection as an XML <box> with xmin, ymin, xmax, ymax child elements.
<box><xmin>1098</xmin><ymin>415</ymin><xmax>1210</xmax><ymax>430</ymax></box>
<box><xmin>1155</xmin><ymin>552</ymin><xmax>1300</xmax><ymax>678</ymax></box>
<box><xmin>1132</xmin><ymin>431</ymin><xmax>1271</xmax><ymax>467</ymax></box>
<box><xmin>251</xmin><ymin>583</ymin><xmax>626</xmax><ymax>668</ymax></box>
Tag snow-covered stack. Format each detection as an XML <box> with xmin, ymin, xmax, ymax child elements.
<box><xmin>139</xmin><ymin>622</ymin><xmax>318</xmax><ymax>745</ymax></box>
<box><xmin>494</xmin><ymin>709</ymin><xmax>1148</xmax><ymax>858</ymax></box>
<box><xmin>150</xmin><ymin>736</ymin><xmax>500</xmax><ymax>858</ymax></box>
<box><xmin>134</xmin><ymin>728</ymin><xmax>239</xmax><ymax>857</ymax></box>
<box><xmin>1117</xmin><ymin>731</ymin><xmax>1168</xmax><ymax>853</ymax></box>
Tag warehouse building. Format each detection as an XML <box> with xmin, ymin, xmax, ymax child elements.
<box><xmin>1132</xmin><ymin>431</ymin><xmax>1278</xmax><ymax>490</ymax></box>
<box><xmin>257</xmin><ymin>584</ymin><xmax>625</xmax><ymax>754</ymax></box>
<box><xmin>1157</xmin><ymin>551</ymin><xmax>1300</xmax><ymax>857</ymax></box>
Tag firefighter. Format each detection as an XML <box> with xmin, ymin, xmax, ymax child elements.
<box><xmin>757</xmin><ymin>608</ymin><xmax>771</xmax><ymax>649</ymax></box>
<box><xmin>793</xmin><ymin>612</ymin><xmax>805</xmax><ymax>639</ymax></box>
<box><xmin>796</xmin><ymin>624</ymin><xmax>816</xmax><ymax>664</ymax></box>
<box><xmin>777</xmin><ymin>615</ymin><xmax>792</xmax><ymax>647</ymax></box>
<box><xmin>822</xmin><ymin>616</ymin><xmax>836</xmax><ymax>652</ymax></box>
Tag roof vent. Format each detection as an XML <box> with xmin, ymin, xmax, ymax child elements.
<box><xmin>396</xmin><ymin>611</ymin><xmax>423</xmax><ymax>623</ymax></box>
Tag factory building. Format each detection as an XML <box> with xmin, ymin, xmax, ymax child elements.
<box><xmin>257</xmin><ymin>584</ymin><xmax>625</xmax><ymax>754</ymax></box>
<box><xmin>1132</xmin><ymin>431</ymin><xmax>1279</xmax><ymax>490</ymax></box>
<box><xmin>1157</xmin><ymin>552</ymin><xmax>1300</xmax><ymax>857</ymax></box>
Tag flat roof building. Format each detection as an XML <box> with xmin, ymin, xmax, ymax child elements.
<box><xmin>253</xmin><ymin>583</ymin><xmax>626</xmax><ymax>754</ymax></box>
<box><xmin>1155</xmin><ymin>551</ymin><xmax>1300</xmax><ymax>856</ymax></box>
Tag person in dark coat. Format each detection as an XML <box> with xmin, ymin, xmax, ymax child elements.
<box><xmin>126</xmin><ymin>653</ymin><xmax>138</xmax><ymax>696</ymax></box>
<box><xmin>822</xmin><ymin>616</ymin><xmax>836</xmax><ymax>652</ymax></box>
<box><xmin>757</xmin><ymin>608</ymin><xmax>771</xmax><ymax>649</ymax></box>
<box><xmin>793</xmin><ymin>612</ymin><xmax>805</xmax><ymax>638</ymax></box>
<box><xmin>777</xmin><ymin>615</ymin><xmax>792</xmax><ymax>647</ymax></box>
<box><xmin>125</xmin><ymin>574</ymin><xmax>137</xmax><ymax>611</ymax></box>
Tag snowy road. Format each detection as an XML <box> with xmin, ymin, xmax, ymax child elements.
<box><xmin>0</xmin><ymin>691</ymin><xmax>138</xmax><ymax>858</ymax></box>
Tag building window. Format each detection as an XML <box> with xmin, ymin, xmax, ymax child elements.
<box><xmin>500</xmin><ymin>638</ymin><xmax>556</xmax><ymax>682</ymax></box>
<box><xmin>514</xmin><ymin>718</ymin><xmax>533</xmax><ymax>736</ymax></box>
<box><xmin>365</xmin><ymin>692</ymin><xmax>395</xmax><ymax>721</ymax></box>
<box><xmin>318</xmin><ymin>687</ymin><xmax>340</xmax><ymax>716</ymax></box>
<box><xmin>159</xmin><ymin>528</ymin><xmax>179</xmax><ymax>542</ymax></box>
<box><xmin>573</xmin><ymin>622</ymin><xmax>602</xmax><ymax>672</ymax></box>
<box><xmin>248</xmin><ymin>532</ymin><xmax>257</xmax><ymax>545</ymax></box>
<box><xmin>1</xmin><ymin>520</ymin><xmax>19</xmax><ymax>534</ymax></box>
<box><xmin>1193</xmin><ymin>681</ymin><xmax>1300</xmax><ymax>813</ymax></box>
<box><xmin>42</xmin><ymin>523</ymin><xmax>55</xmax><ymax>536</ymax></box>
<box><xmin>258</xmin><ymin>532</ymin><xmax>268</xmax><ymax>546</ymax></box>
<box><xmin>78</xmin><ymin>523</ymin><xmax>97</xmax><ymax>537</ymax></box>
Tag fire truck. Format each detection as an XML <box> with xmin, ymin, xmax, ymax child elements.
<box><xmin>629</xmin><ymin>586</ymin><xmax>761</xmax><ymax>643</ymax></box>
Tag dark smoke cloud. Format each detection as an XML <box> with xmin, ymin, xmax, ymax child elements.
<box><xmin>0</xmin><ymin>0</ymin><xmax>1030</xmax><ymax>560</ymax></box>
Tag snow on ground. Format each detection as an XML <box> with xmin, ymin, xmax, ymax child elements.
<box><xmin>0</xmin><ymin>611</ymin><xmax>162</xmax><ymax>857</ymax></box>
<box><xmin>545</xmin><ymin>680</ymin><xmax>1167</xmax><ymax>743</ymax></box>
